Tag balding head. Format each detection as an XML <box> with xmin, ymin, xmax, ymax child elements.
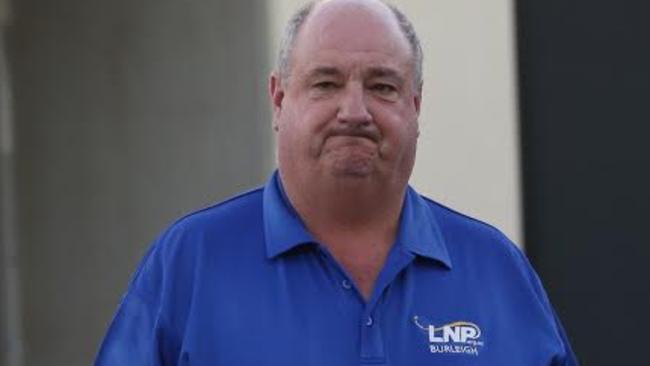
<box><xmin>276</xmin><ymin>0</ymin><xmax>423</xmax><ymax>89</ymax></box>
<box><xmin>269</xmin><ymin>0</ymin><xmax>422</xmax><ymax>195</ymax></box>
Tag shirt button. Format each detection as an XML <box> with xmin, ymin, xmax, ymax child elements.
<box><xmin>366</xmin><ymin>316</ymin><xmax>374</xmax><ymax>327</ymax></box>
<box><xmin>342</xmin><ymin>279</ymin><xmax>352</xmax><ymax>290</ymax></box>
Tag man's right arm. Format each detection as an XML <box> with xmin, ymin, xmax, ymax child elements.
<box><xmin>95</xmin><ymin>289</ymin><xmax>165</xmax><ymax>365</ymax></box>
<box><xmin>94</xmin><ymin>223</ymin><xmax>191</xmax><ymax>366</ymax></box>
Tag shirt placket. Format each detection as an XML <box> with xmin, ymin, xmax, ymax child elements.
<box><xmin>320</xmin><ymin>243</ymin><xmax>416</xmax><ymax>365</ymax></box>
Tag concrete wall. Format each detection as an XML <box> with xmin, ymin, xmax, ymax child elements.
<box><xmin>270</xmin><ymin>0</ymin><xmax>523</xmax><ymax>244</ymax></box>
<box><xmin>6</xmin><ymin>1</ymin><xmax>270</xmax><ymax>365</ymax></box>
<box><xmin>1</xmin><ymin>1</ymin><xmax>24</xmax><ymax>365</ymax></box>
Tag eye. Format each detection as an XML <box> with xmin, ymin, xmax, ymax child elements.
<box><xmin>371</xmin><ymin>83</ymin><xmax>397</xmax><ymax>93</ymax></box>
<box><xmin>312</xmin><ymin>81</ymin><xmax>339</xmax><ymax>90</ymax></box>
<box><xmin>369</xmin><ymin>83</ymin><xmax>399</xmax><ymax>100</ymax></box>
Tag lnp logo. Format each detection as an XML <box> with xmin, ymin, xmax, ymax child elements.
<box><xmin>413</xmin><ymin>316</ymin><xmax>484</xmax><ymax>356</ymax></box>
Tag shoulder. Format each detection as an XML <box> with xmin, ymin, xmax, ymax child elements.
<box><xmin>421</xmin><ymin>196</ymin><xmax>518</xmax><ymax>252</ymax></box>
<box><xmin>420</xmin><ymin>194</ymin><xmax>558</xmax><ymax>309</ymax></box>
<box><xmin>127</xmin><ymin>187</ymin><xmax>265</xmax><ymax>296</ymax></box>
<box><xmin>420</xmin><ymin>195</ymin><xmax>551</xmax><ymax>301</ymax></box>
<box><xmin>149</xmin><ymin>186</ymin><xmax>266</xmax><ymax>269</ymax></box>
<box><xmin>169</xmin><ymin>187</ymin><xmax>265</xmax><ymax>236</ymax></box>
<box><xmin>417</xmin><ymin>195</ymin><xmax>535</xmax><ymax>278</ymax></box>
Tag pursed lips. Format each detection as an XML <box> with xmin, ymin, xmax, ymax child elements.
<box><xmin>326</xmin><ymin>128</ymin><xmax>381</xmax><ymax>143</ymax></box>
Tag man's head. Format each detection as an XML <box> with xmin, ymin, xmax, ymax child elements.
<box><xmin>276</xmin><ymin>0</ymin><xmax>423</xmax><ymax>89</ymax></box>
<box><xmin>270</xmin><ymin>0</ymin><xmax>423</xmax><ymax>189</ymax></box>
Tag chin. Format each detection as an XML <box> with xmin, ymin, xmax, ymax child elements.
<box><xmin>328</xmin><ymin>158</ymin><xmax>377</xmax><ymax>178</ymax></box>
<box><xmin>319</xmin><ymin>146</ymin><xmax>382</xmax><ymax>179</ymax></box>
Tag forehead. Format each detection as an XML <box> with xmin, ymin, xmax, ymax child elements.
<box><xmin>291</xmin><ymin>1</ymin><xmax>413</xmax><ymax>76</ymax></box>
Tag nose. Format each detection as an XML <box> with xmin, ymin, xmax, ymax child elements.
<box><xmin>337</xmin><ymin>83</ymin><xmax>372</xmax><ymax>126</ymax></box>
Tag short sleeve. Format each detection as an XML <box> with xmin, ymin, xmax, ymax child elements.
<box><xmin>505</xmin><ymin>238</ymin><xmax>580</xmax><ymax>365</ymax></box>
<box><xmin>550</xmin><ymin>307</ymin><xmax>580</xmax><ymax>365</ymax></box>
<box><xmin>94</xmin><ymin>289</ymin><xmax>165</xmax><ymax>366</ymax></box>
<box><xmin>95</xmin><ymin>228</ymin><xmax>179</xmax><ymax>366</ymax></box>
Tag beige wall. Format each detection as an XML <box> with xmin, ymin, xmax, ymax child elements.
<box><xmin>268</xmin><ymin>0</ymin><xmax>523</xmax><ymax>245</ymax></box>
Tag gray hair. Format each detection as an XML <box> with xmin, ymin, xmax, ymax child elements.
<box><xmin>276</xmin><ymin>0</ymin><xmax>423</xmax><ymax>89</ymax></box>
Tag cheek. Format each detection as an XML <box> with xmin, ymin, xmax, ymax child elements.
<box><xmin>389</xmin><ymin>120</ymin><xmax>419</xmax><ymax>170</ymax></box>
<box><xmin>277</xmin><ymin>111</ymin><xmax>326</xmax><ymax>158</ymax></box>
<box><xmin>294</xmin><ymin>103</ymin><xmax>336</xmax><ymax>141</ymax></box>
<box><xmin>401</xmin><ymin>121</ymin><xmax>420</xmax><ymax>153</ymax></box>
<box><xmin>380</xmin><ymin>129</ymin><xmax>416</xmax><ymax>155</ymax></box>
<box><xmin>378</xmin><ymin>106</ymin><xmax>419</xmax><ymax>142</ymax></box>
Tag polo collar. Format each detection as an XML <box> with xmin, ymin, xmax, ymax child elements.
<box><xmin>263</xmin><ymin>171</ymin><xmax>452</xmax><ymax>269</ymax></box>
<box><xmin>397</xmin><ymin>186</ymin><xmax>452</xmax><ymax>269</ymax></box>
<box><xmin>263</xmin><ymin>172</ymin><xmax>316</xmax><ymax>258</ymax></box>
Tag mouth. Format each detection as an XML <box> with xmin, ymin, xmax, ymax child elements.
<box><xmin>322</xmin><ymin>134</ymin><xmax>379</xmax><ymax>156</ymax></box>
<box><xmin>327</xmin><ymin>129</ymin><xmax>380</xmax><ymax>143</ymax></box>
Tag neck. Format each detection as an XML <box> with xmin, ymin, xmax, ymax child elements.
<box><xmin>279</xmin><ymin>168</ymin><xmax>408</xmax><ymax>300</ymax></box>
<box><xmin>279</xmin><ymin>168</ymin><xmax>407</xmax><ymax>241</ymax></box>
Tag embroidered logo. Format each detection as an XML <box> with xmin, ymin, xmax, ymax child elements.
<box><xmin>413</xmin><ymin>315</ymin><xmax>485</xmax><ymax>356</ymax></box>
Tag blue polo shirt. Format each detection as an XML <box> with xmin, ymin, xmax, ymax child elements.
<box><xmin>96</xmin><ymin>171</ymin><xmax>578</xmax><ymax>365</ymax></box>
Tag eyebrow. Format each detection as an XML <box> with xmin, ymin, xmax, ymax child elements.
<box><xmin>364</xmin><ymin>67</ymin><xmax>405</xmax><ymax>85</ymax></box>
<box><xmin>303</xmin><ymin>65</ymin><xmax>406</xmax><ymax>85</ymax></box>
<box><xmin>304</xmin><ymin>66</ymin><xmax>344</xmax><ymax>79</ymax></box>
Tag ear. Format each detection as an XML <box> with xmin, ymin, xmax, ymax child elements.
<box><xmin>269</xmin><ymin>72</ymin><xmax>285</xmax><ymax>131</ymax></box>
<box><xmin>414</xmin><ymin>82</ymin><xmax>423</xmax><ymax>138</ymax></box>
<box><xmin>413</xmin><ymin>81</ymin><xmax>423</xmax><ymax>115</ymax></box>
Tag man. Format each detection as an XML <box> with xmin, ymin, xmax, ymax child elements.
<box><xmin>96</xmin><ymin>0</ymin><xmax>578</xmax><ymax>365</ymax></box>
